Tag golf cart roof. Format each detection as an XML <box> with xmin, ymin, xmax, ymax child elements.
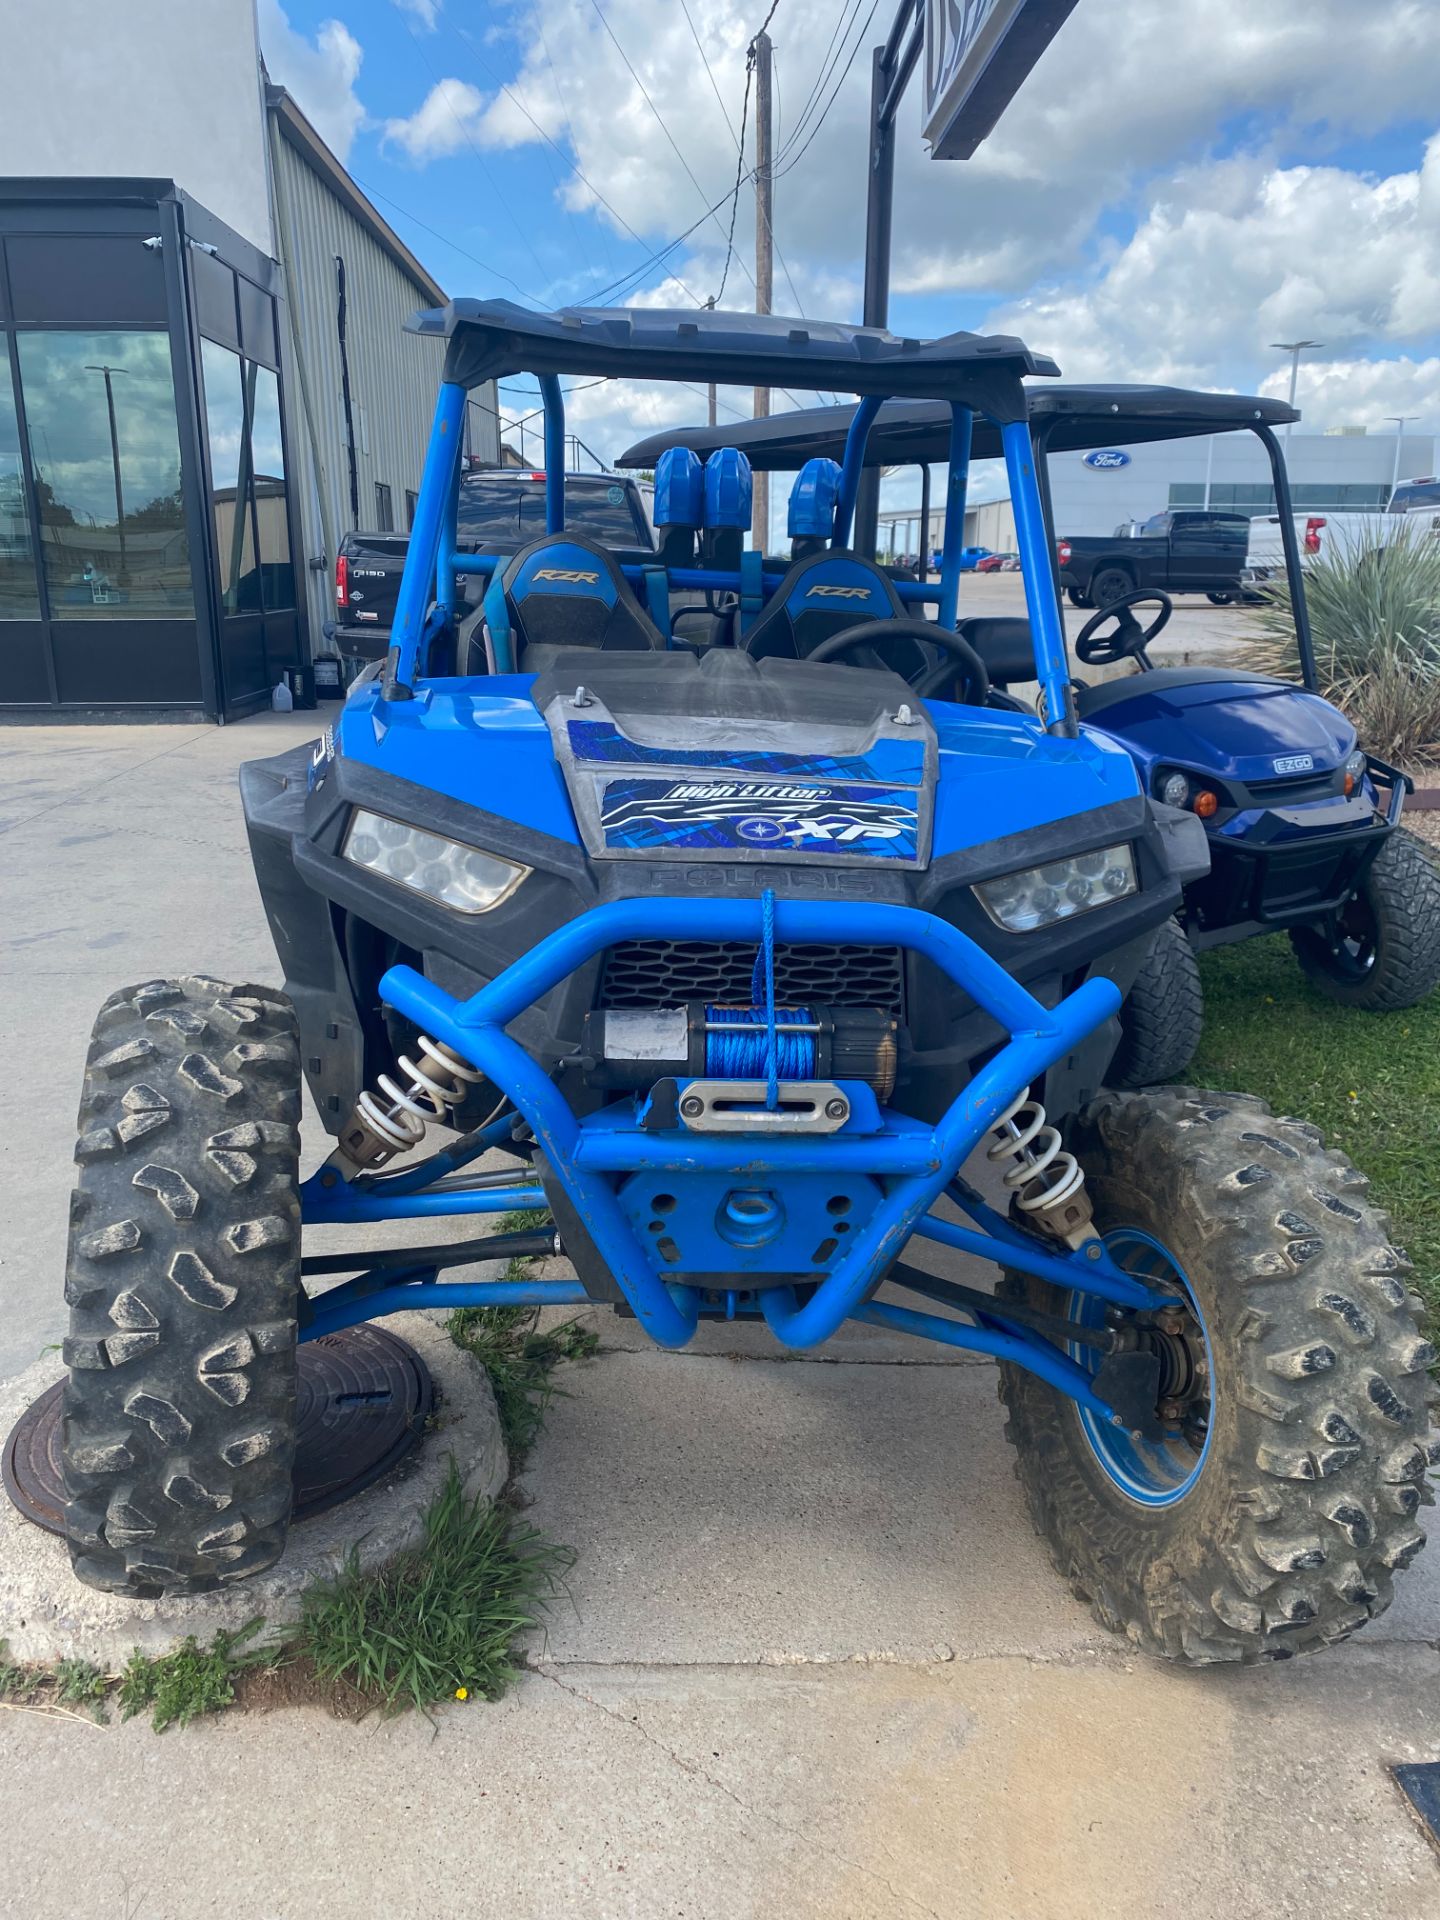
<box><xmin>407</xmin><ymin>299</ymin><xmax>1059</xmax><ymax>421</ymax></box>
<box><xmin>616</xmin><ymin>384</ymin><xmax>1299</xmax><ymax>471</ymax></box>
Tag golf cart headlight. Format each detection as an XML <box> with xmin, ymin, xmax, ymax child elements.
<box><xmin>975</xmin><ymin>844</ymin><xmax>1137</xmax><ymax>933</ymax></box>
<box><xmin>1344</xmin><ymin>748</ymin><xmax>1367</xmax><ymax>796</ymax></box>
<box><xmin>343</xmin><ymin>809</ymin><xmax>528</xmax><ymax>913</ymax></box>
<box><xmin>1158</xmin><ymin>770</ymin><xmax>1190</xmax><ymax>810</ymax></box>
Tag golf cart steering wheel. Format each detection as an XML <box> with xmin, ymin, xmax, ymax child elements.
<box><xmin>807</xmin><ymin>617</ymin><xmax>990</xmax><ymax>707</ymax></box>
<box><xmin>1074</xmin><ymin>591</ymin><xmax>1173</xmax><ymax>667</ymax></box>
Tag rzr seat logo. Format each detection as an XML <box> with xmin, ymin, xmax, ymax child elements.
<box><xmin>534</xmin><ymin>567</ymin><xmax>600</xmax><ymax>585</ymax></box>
<box><xmin>806</xmin><ymin>584</ymin><xmax>872</xmax><ymax>600</ymax></box>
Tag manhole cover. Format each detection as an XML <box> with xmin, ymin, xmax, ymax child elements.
<box><xmin>3</xmin><ymin>1323</ymin><xmax>434</xmax><ymax>1536</ymax></box>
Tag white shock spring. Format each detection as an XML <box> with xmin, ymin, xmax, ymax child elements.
<box><xmin>352</xmin><ymin>1034</ymin><xmax>484</xmax><ymax>1160</ymax></box>
<box><xmin>986</xmin><ymin>1091</ymin><xmax>1087</xmax><ymax>1223</ymax></box>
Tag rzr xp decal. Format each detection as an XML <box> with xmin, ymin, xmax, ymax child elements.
<box><xmin>598</xmin><ymin>778</ymin><xmax>920</xmax><ymax>859</ymax></box>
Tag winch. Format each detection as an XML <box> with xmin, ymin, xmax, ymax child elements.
<box><xmin>578</xmin><ymin>999</ymin><xmax>900</xmax><ymax>1100</ymax></box>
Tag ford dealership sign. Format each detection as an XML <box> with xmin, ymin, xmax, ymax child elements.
<box><xmin>1083</xmin><ymin>449</ymin><xmax>1132</xmax><ymax>470</ymax></box>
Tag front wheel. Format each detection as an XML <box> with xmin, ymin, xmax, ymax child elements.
<box><xmin>1206</xmin><ymin>591</ymin><xmax>1236</xmax><ymax>606</ymax></box>
<box><xmin>1108</xmin><ymin>917</ymin><xmax>1203</xmax><ymax>1088</ymax></box>
<box><xmin>1289</xmin><ymin>828</ymin><xmax>1440</xmax><ymax>1010</ymax></box>
<box><xmin>62</xmin><ymin>976</ymin><xmax>302</xmax><ymax>1596</ymax></box>
<box><xmin>1066</xmin><ymin>586</ymin><xmax>1093</xmax><ymax>609</ymax></box>
<box><xmin>998</xmin><ymin>1088</ymin><xmax>1435</xmax><ymax>1664</ymax></box>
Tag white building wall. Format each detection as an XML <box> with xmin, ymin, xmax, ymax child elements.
<box><xmin>0</xmin><ymin>0</ymin><xmax>273</xmax><ymax>254</ymax></box>
<box><xmin>1044</xmin><ymin>431</ymin><xmax>1435</xmax><ymax>537</ymax></box>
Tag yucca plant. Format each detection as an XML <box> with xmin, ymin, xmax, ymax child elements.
<box><xmin>1245</xmin><ymin>524</ymin><xmax>1440</xmax><ymax>764</ymax></box>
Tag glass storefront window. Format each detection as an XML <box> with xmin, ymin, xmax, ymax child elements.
<box><xmin>202</xmin><ymin>340</ymin><xmax>293</xmax><ymax>615</ymax></box>
<box><xmin>16</xmin><ymin>329</ymin><xmax>192</xmax><ymax>619</ymax></box>
<box><xmin>0</xmin><ymin>353</ymin><xmax>40</xmax><ymax>618</ymax></box>
<box><xmin>249</xmin><ymin>363</ymin><xmax>293</xmax><ymax>611</ymax></box>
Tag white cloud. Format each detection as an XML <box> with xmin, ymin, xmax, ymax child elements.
<box><xmin>987</xmin><ymin>138</ymin><xmax>1440</xmax><ymax>424</ymax></box>
<box><xmin>258</xmin><ymin>2</ymin><xmax>365</xmax><ymax>161</ymax></box>
<box><xmin>394</xmin><ymin>0</ymin><xmax>440</xmax><ymax>29</ymax></box>
<box><xmin>382</xmin><ymin>77</ymin><xmax>490</xmax><ymax>163</ymax></box>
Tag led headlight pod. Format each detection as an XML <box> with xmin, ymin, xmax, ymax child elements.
<box><xmin>343</xmin><ymin>809</ymin><xmax>529</xmax><ymax>914</ymax></box>
<box><xmin>975</xmin><ymin>844</ymin><xmax>1137</xmax><ymax>934</ymax></box>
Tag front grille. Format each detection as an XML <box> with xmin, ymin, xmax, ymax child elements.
<box><xmin>596</xmin><ymin>939</ymin><xmax>906</xmax><ymax>1014</ymax></box>
<box><xmin>1246</xmin><ymin>771</ymin><xmax>1339</xmax><ymax>807</ymax></box>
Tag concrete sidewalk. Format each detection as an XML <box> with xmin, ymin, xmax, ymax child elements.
<box><xmin>1</xmin><ymin>716</ymin><xmax>1437</xmax><ymax>1920</ymax></box>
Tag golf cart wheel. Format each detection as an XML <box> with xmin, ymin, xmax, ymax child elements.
<box><xmin>997</xmin><ymin>1088</ymin><xmax>1436</xmax><ymax>1664</ymax></box>
<box><xmin>1289</xmin><ymin>828</ymin><xmax>1440</xmax><ymax>1011</ymax></box>
<box><xmin>62</xmin><ymin>977</ymin><xmax>302</xmax><ymax>1597</ymax></box>
<box><xmin>1090</xmin><ymin>566</ymin><xmax>1134</xmax><ymax>610</ymax></box>
<box><xmin>1108</xmin><ymin>917</ymin><xmax>1203</xmax><ymax>1088</ymax></box>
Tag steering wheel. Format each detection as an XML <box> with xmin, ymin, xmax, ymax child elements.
<box><xmin>807</xmin><ymin>617</ymin><xmax>990</xmax><ymax>707</ymax></box>
<box><xmin>1074</xmin><ymin>590</ymin><xmax>1173</xmax><ymax>667</ymax></box>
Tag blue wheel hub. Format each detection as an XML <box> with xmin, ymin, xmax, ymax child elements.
<box><xmin>1068</xmin><ymin>1228</ymin><xmax>1213</xmax><ymax>1508</ymax></box>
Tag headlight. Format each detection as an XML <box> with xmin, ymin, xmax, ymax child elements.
<box><xmin>1344</xmin><ymin>748</ymin><xmax>1367</xmax><ymax>796</ymax></box>
<box><xmin>343</xmin><ymin>809</ymin><xmax>529</xmax><ymax>913</ymax></box>
<box><xmin>975</xmin><ymin>844</ymin><xmax>1137</xmax><ymax>933</ymax></box>
<box><xmin>1158</xmin><ymin>770</ymin><xmax>1190</xmax><ymax>810</ymax></box>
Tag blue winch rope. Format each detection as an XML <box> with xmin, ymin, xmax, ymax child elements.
<box><xmin>704</xmin><ymin>1004</ymin><xmax>816</xmax><ymax>1088</ymax></box>
<box><xmin>756</xmin><ymin>887</ymin><xmax>778</xmax><ymax>1107</ymax></box>
<box><xmin>703</xmin><ymin>891</ymin><xmax>816</xmax><ymax>1107</ymax></box>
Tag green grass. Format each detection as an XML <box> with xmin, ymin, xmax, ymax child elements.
<box><xmin>445</xmin><ymin>1206</ymin><xmax>599</xmax><ymax>1459</ymax></box>
<box><xmin>294</xmin><ymin>1460</ymin><xmax>570</xmax><ymax>1715</ymax></box>
<box><xmin>1191</xmin><ymin>935</ymin><xmax>1440</xmax><ymax>1326</ymax></box>
<box><xmin>117</xmin><ymin>1620</ymin><xmax>268</xmax><ymax>1733</ymax></box>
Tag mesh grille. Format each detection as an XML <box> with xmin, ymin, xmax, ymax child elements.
<box><xmin>597</xmin><ymin>940</ymin><xmax>905</xmax><ymax>1014</ymax></box>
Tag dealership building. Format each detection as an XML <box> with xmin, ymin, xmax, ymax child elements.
<box><xmin>881</xmin><ymin>424</ymin><xmax>1437</xmax><ymax>560</ymax></box>
<box><xmin>0</xmin><ymin>1</ymin><xmax>498</xmax><ymax>721</ymax></box>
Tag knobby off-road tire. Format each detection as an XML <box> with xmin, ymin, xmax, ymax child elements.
<box><xmin>1108</xmin><ymin>917</ymin><xmax>1204</xmax><ymax>1088</ymax></box>
<box><xmin>62</xmin><ymin>977</ymin><xmax>302</xmax><ymax>1597</ymax></box>
<box><xmin>1290</xmin><ymin>827</ymin><xmax>1440</xmax><ymax>1011</ymax></box>
<box><xmin>998</xmin><ymin>1088</ymin><xmax>1437</xmax><ymax>1663</ymax></box>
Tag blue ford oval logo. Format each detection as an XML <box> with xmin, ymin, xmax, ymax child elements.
<box><xmin>1083</xmin><ymin>449</ymin><xmax>1131</xmax><ymax>470</ymax></box>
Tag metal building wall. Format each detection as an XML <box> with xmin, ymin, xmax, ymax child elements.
<box><xmin>268</xmin><ymin>125</ymin><xmax>499</xmax><ymax>650</ymax></box>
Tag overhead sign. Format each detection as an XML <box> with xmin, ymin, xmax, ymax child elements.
<box><xmin>1082</xmin><ymin>449</ymin><xmax>1132</xmax><ymax>470</ymax></box>
<box><xmin>923</xmin><ymin>0</ymin><xmax>1080</xmax><ymax>160</ymax></box>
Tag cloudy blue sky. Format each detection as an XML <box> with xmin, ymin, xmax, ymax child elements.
<box><xmin>259</xmin><ymin>0</ymin><xmax>1440</xmax><ymax>522</ymax></box>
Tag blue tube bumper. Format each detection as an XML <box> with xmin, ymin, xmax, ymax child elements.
<box><xmin>356</xmin><ymin>895</ymin><xmax>1141</xmax><ymax>1354</ymax></box>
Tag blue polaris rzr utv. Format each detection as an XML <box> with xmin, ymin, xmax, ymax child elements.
<box><xmin>60</xmin><ymin>303</ymin><xmax>1435</xmax><ymax>1665</ymax></box>
<box><xmin>622</xmin><ymin>385</ymin><xmax>1440</xmax><ymax>1087</ymax></box>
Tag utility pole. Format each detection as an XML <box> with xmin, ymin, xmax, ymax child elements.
<box><xmin>752</xmin><ymin>26</ymin><xmax>773</xmax><ymax>554</ymax></box>
<box><xmin>85</xmin><ymin>363</ymin><xmax>129</xmax><ymax>580</ymax></box>
<box><xmin>705</xmin><ymin>295</ymin><xmax>717</xmax><ymax>427</ymax></box>
<box><xmin>1271</xmin><ymin>340</ymin><xmax>1322</xmax><ymax>442</ymax></box>
<box><xmin>1385</xmin><ymin>416</ymin><xmax>1417</xmax><ymax>501</ymax></box>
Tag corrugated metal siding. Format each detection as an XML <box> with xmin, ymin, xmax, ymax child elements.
<box><xmin>270</xmin><ymin>128</ymin><xmax>499</xmax><ymax>649</ymax></box>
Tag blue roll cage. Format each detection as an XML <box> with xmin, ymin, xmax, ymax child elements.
<box><xmin>303</xmin><ymin>348</ymin><xmax>1170</xmax><ymax>1430</ymax></box>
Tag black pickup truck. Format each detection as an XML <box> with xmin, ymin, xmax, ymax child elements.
<box><xmin>1056</xmin><ymin>508</ymin><xmax>1249</xmax><ymax>609</ymax></box>
<box><xmin>332</xmin><ymin>465</ymin><xmax>656</xmax><ymax>655</ymax></box>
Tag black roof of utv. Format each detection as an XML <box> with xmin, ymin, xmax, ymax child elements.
<box><xmin>407</xmin><ymin>299</ymin><xmax>1059</xmax><ymax>422</ymax></box>
<box><xmin>616</xmin><ymin>384</ymin><xmax>1300</xmax><ymax>471</ymax></box>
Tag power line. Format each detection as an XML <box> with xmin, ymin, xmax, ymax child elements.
<box><xmin>350</xmin><ymin>175</ymin><xmax>545</xmax><ymax>300</ymax></box>
<box><xmin>770</xmin><ymin>0</ymin><xmax>862</xmax><ymax>163</ymax></box>
<box><xmin>585</xmin><ymin>0</ymin><xmax>761</xmax><ymax>299</ymax></box>
<box><xmin>771</xmin><ymin>0</ymin><xmax>875</xmax><ymax>176</ymax></box>
<box><xmin>397</xmin><ymin>16</ymin><xmax>555</xmax><ymax>296</ymax></box>
<box><xmin>535</xmin><ymin>7</ymin><xmax>620</xmax><ymax>275</ymax></box>
<box><xmin>449</xmin><ymin>20</ymin><xmax>705</xmax><ymax>308</ymax></box>
<box><xmin>772</xmin><ymin>0</ymin><xmax>881</xmax><ymax>182</ymax></box>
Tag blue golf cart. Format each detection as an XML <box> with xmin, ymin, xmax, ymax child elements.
<box><xmin>622</xmin><ymin>385</ymin><xmax>1440</xmax><ymax>1084</ymax></box>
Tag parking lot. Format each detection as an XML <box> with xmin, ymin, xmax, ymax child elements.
<box><xmin>1</xmin><ymin>713</ymin><xmax>1437</xmax><ymax>1920</ymax></box>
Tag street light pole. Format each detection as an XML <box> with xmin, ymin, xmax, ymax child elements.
<box><xmin>1270</xmin><ymin>341</ymin><xmax>1323</xmax><ymax>443</ymax></box>
<box><xmin>85</xmin><ymin>363</ymin><xmax>129</xmax><ymax>580</ymax></box>
<box><xmin>1385</xmin><ymin>416</ymin><xmax>1418</xmax><ymax>502</ymax></box>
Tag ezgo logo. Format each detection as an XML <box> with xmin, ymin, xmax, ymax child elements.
<box><xmin>1082</xmin><ymin>449</ymin><xmax>1132</xmax><ymax>470</ymax></box>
